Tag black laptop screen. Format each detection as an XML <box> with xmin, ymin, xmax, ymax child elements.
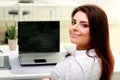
<box><xmin>18</xmin><ymin>21</ymin><xmax>60</xmax><ymax>53</ymax></box>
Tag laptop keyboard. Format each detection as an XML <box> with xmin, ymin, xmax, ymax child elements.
<box><xmin>20</xmin><ymin>52</ymin><xmax>61</xmax><ymax>60</ymax></box>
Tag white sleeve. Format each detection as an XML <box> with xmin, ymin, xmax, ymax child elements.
<box><xmin>50</xmin><ymin>56</ymin><xmax>85</xmax><ymax>80</ymax></box>
<box><xmin>50</xmin><ymin>62</ymin><xmax>65</xmax><ymax>80</ymax></box>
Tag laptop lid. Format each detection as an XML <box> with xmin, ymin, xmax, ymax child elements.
<box><xmin>18</xmin><ymin>21</ymin><xmax>61</xmax><ymax>66</ymax></box>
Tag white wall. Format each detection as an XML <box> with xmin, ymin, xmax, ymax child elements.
<box><xmin>76</xmin><ymin>0</ymin><xmax>120</xmax><ymax>24</ymax></box>
<box><xmin>1</xmin><ymin>0</ymin><xmax>120</xmax><ymax>22</ymax></box>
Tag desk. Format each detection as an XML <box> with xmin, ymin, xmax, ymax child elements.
<box><xmin>0</xmin><ymin>44</ymin><xmax>120</xmax><ymax>80</ymax></box>
<box><xmin>0</xmin><ymin>45</ymin><xmax>53</xmax><ymax>80</ymax></box>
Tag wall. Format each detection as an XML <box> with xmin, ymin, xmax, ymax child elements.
<box><xmin>1</xmin><ymin>0</ymin><xmax>120</xmax><ymax>22</ymax></box>
<box><xmin>76</xmin><ymin>0</ymin><xmax>120</xmax><ymax>24</ymax></box>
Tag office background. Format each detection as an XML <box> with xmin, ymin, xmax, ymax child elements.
<box><xmin>0</xmin><ymin>0</ymin><xmax>120</xmax><ymax>54</ymax></box>
<box><xmin>0</xmin><ymin>0</ymin><xmax>120</xmax><ymax>80</ymax></box>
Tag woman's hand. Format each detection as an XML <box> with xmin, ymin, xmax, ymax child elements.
<box><xmin>41</xmin><ymin>78</ymin><xmax>50</xmax><ymax>80</ymax></box>
<box><xmin>41</xmin><ymin>76</ymin><xmax>51</xmax><ymax>80</ymax></box>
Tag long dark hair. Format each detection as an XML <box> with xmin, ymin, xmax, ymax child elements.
<box><xmin>72</xmin><ymin>4</ymin><xmax>114</xmax><ymax>80</ymax></box>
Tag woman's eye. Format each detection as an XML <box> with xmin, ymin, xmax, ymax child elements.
<box><xmin>81</xmin><ymin>24</ymin><xmax>89</xmax><ymax>28</ymax></box>
<box><xmin>71</xmin><ymin>21</ymin><xmax>76</xmax><ymax>25</ymax></box>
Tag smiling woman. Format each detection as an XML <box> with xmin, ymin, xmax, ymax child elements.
<box><xmin>49</xmin><ymin>4</ymin><xmax>114</xmax><ymax>80</ymax></box>
<box><xmin>69</xmin><ymin>11</ymin><xmax>90</xmax><ymax>50</ymax></box>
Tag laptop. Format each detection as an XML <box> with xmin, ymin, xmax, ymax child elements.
<box><xmin>18</xmin><ymin>21</ymin><xmax>63</xmax><ymax>66</ymax></box>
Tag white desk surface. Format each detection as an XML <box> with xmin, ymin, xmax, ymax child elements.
<box><xmin>0</xmin><ymin>45</ymin><xmax>53</xmax><ymax>79</ymax></box>
<box><xmin>0</xmin><ymin>44</ymin><xmax>120</xmax><ymax>79</ymax></box>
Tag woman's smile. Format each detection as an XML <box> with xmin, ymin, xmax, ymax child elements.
<box><xmin>70</xmin><ymin>33</ymin><xmax>81</xmax><ymax>38</ymax></box>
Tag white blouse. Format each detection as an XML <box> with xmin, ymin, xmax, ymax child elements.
<box><xmin>51</xmin><ymin>49</ymin><xmax>101</xmax><ymax>80</ymax></box>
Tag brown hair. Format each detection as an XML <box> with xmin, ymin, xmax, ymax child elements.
<box><xmin>72</xmin><ymin>4</ymin><xmax>114</xmax><ymax>80</ymax></box>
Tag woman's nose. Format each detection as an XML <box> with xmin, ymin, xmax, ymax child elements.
<box><xmin>72</xmin><ymin>24</ymin><xmax>80</xmax><ymax>30</ymax></box>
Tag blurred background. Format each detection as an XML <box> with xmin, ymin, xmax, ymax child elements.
<box><xmin>0</xmin><ymin>0</ymin><xmax>120</xmax><ymax>55</ymax></box>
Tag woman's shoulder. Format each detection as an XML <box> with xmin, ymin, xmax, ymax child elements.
<box><xmin>51</xmin><ymin>56</ymin><xmax>75</xmax><ymax>78</ymax></box>
<box><xmin>53</xmin><ymin>55</ymin><xmax>76</xmax><ymax>71</ymax></box>
<box><xmin>51</xmin><ymin>50</ymin><xmax>101</xmax><ymax>80</ymax></box>
<box><xmin>56</xmin><ymin>55</ymin><xmax>75</xmax><ymax>67</ymax></box>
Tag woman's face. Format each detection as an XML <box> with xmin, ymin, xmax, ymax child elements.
<box><xmin>69</xmin><ymin>11</ymin><xmax>90</xmax><ymax>50</ymax></box>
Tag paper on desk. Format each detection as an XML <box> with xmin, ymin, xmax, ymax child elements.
<box><xmin>0</xmin><ymin>56</ymin><xmax>4</xmax><ymax>67</ymax></box>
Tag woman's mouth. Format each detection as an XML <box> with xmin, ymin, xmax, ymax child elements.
<box><xmin>70</xmin><ymin>33</ymin><xmax>81</xmax><ymax>37</ymax></box>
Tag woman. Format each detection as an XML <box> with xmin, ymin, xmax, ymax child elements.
<box><xmin>48</xmin><ymin>4</ymin><xmax>114</xmax><ymax>80</ymax></box>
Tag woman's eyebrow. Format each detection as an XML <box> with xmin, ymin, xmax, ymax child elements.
<box><xmin>72</xmin><ymin>19</ymin><xmax>76</xmax><ymax>21</ymax></box>
<box><xmin>72</xmin><ymin>18</ymin><xmax>89</xmax><ymax>24</ymax></box>
<box><xmin>80</xmin><ymin>21</ymin><xmax>89</xmax><ymax>24</ymax></box>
